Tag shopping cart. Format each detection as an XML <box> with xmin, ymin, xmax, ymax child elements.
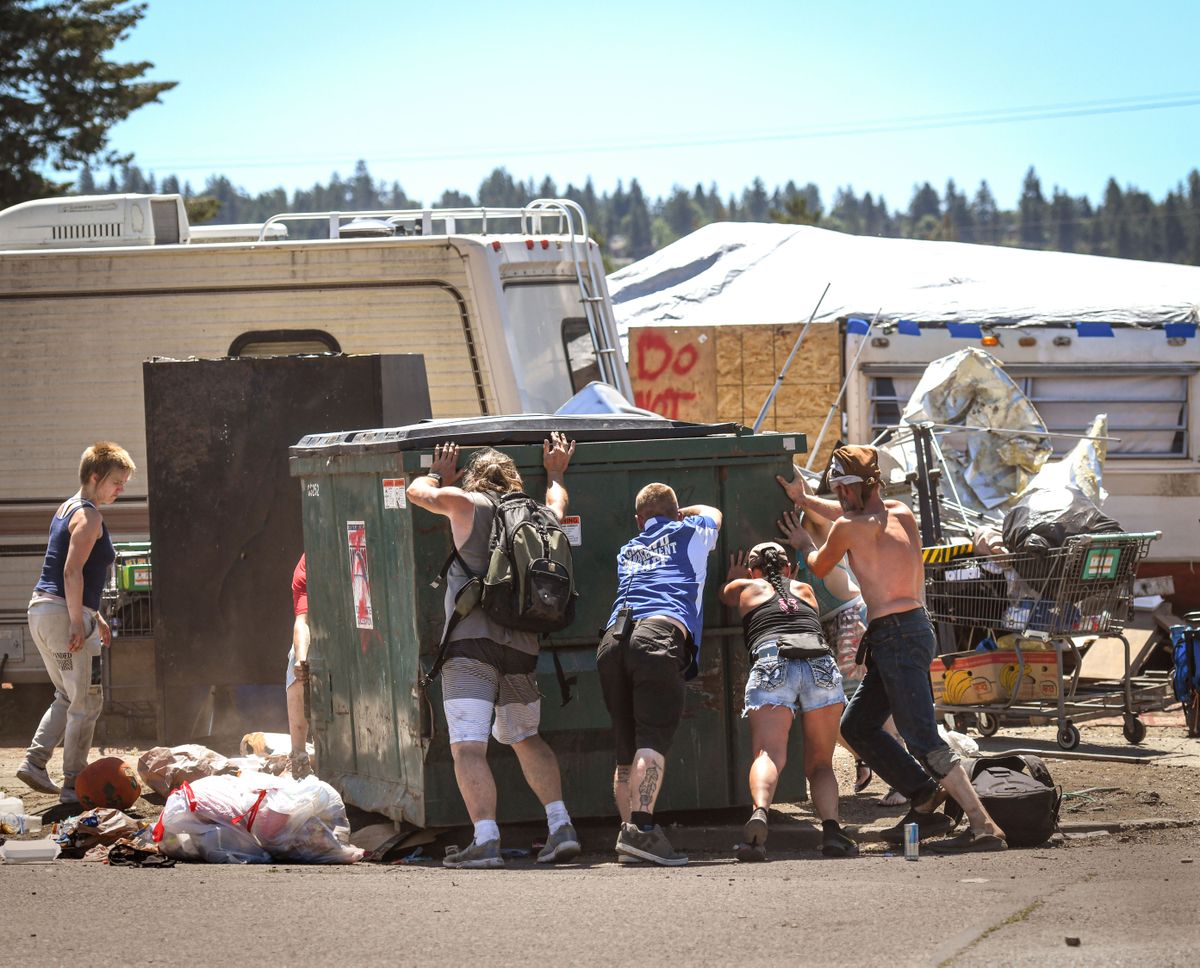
<box><xmin>925</xmin><ymin>531</ymin><xmax>1172</xmax><ymax>749</ymax></box>
<box><xmin>100</xmin><ymin>542</ymin><xmax>156</xmax><ymax>729</ymax></box>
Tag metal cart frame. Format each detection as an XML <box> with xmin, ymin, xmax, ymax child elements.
<box><xmin>926</xmin><ymin>531</ymin><xmax>1169</xmax><ymax>749</ymax></box>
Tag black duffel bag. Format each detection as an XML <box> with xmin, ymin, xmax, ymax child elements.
<box><xmin>944</xmin><ymin>753</ymin><xmax>1062</xmax><ymax>848</ymax></box>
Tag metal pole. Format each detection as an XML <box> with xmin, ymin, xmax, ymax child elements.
<box><xmin>805</xmin><ymin>308</ymin><xmax>882</xmax><ymax>469</ymax></box>
<box><xmin>752</xmin><ymin>282</ymin><xmax>831</xmax><ymax>433</ymax></box>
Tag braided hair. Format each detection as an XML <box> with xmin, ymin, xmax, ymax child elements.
<box><xmin>746</xmin><ymin>542</ymin><xmax>795</xmax><ymax>601</ymax></box>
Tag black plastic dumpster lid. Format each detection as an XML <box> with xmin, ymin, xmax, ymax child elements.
<box><xmin>290</xmin><ymin>413</ymin><xmax>744</xmax><ymax>456</ymax></box>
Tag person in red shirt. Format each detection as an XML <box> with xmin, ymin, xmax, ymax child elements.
<box><xmin>286</xmin><ymin>555</ymin><xmax>312</xmax><ymax>778</ymax></box>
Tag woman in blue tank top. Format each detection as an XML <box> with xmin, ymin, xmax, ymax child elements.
<box><xmin>18</xmin><ymin>442</ymin><xmax>135</xmax><ymax>804</ymax></box>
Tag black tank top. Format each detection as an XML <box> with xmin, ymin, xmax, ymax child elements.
<box><xmin>742</xmin><ymin>583</ymin><xmax>829</xmax><ymax>658</ymax></box>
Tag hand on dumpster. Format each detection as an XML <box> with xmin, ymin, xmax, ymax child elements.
<box><xmin>726</xmin><ymin>550</ymin><xmax>752</xmax><ymax>582</ymax></box>
<box><xmin>775</xmin><ymin>465</ymin><xmax>812</xmax><ymax>507</ymax></box>
<box><xmin>430</xmin><ymin>442</ymin><xmax>464</xmax><ymax>485</ymax></box>
<box><xmin>777</xmin><ymin>510</ymin><xmax>815</xmax><ymax>553</ymax></box>
<box><xmin>543</xmin><ymin>432</ymin><xmax>576</xmax><ymax>475</ymax></box>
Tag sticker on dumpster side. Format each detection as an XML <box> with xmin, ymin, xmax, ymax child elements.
<box><xmin>346</xmin><ymin>521</ymin><xmax>374</xmax><ymax>630</ymax></box>
<box><xmin>382</xmin><ymin>478</ymin><xmax>406</xmax><ymax>509</ymax></box>
<box><xmin>561</xmin><ymin>515</ymin><xmax>581</xmax><ymax>546</ymax></box>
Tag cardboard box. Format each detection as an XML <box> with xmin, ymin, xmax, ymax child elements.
<box><xmin>931</xmin><ymin>649</ymin><xmax>1061</xmax><ymax>705</ymax></box>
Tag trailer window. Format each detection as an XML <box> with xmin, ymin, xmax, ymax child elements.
<box><xmin>502</xmin><ymin>282</ymin><xmax>592</xmax><ymax>411</ymax></box>
<box><xmin>562</xmin><ymin>317</ymin><xmax>598</xmax><ymax>393</ymax></box>
<box><xmin>228</xmin><ymin>330</ymin><xmax>341</xmax><ymax>357</ymax></box>
<box><xmin>868</xmin><ymin>368</ymin><xmax>1189</xmax><ymax>459</ymax></box>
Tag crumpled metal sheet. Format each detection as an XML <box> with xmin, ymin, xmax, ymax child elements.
<box><xmin>891</xmin><ymin>348</ymin><xmax>1054</xmax><ymax>509</ymax></box>
<box><xmin>1015</xmin><ymin>413</ymin><xmax>1109</xmax><ymax>507</ymax></box>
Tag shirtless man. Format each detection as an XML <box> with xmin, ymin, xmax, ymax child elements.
<box><xmin>779</xmin><ymin>446</ymin><xmax>1006</xmax><ymax>852</ymax></box>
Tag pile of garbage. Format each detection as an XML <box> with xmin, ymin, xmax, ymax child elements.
<box><xmin>2</xmin><ymin>735</ymin><xmax>361</xmax><ymax>867</ymax></box>
<box><xmin>881</xmin><ymin>347</ymin><xmax>1122</xmax><ymax>549</ymax></box>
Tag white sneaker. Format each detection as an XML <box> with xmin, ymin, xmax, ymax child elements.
<box><xmin>17</xmin><ymin>760</ymin><xmax>60</xmax><ymax>795</ymax></box>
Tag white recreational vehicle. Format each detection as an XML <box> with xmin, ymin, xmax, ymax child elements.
<box><xmin>0</xmin><ymin>193</ymin><xmax>629</xmax><ymax>683</ymax></box>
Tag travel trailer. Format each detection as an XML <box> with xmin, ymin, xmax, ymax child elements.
<box><xmin>0</xmin><ymin>194</ymin><xmax>629</xmax><ymax>684</ymax></box>
<box><xmin>611</xmin><ymin>221</ymin><xmax>1200</xmax><ymax>606</ymax></box>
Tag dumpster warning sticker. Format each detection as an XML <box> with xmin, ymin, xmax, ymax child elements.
<box><xmin>561</xmin><ymin>514</ymin><xmax>582</xmax><ymax>546</ymax></box>
<box><xmin>382</xmin><ymin>478</ymin><xmax>406</xmax><ymax>509</ymax></box>
<box><xmin>346</xmin><ymin>521</ymin><xmax>374</xmax><ymax>629</ymax></box>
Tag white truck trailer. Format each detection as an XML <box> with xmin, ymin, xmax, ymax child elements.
<box><xmin>0</xmin><ymin>194</ymin><xmax>629</xmax><ymax>684</ymax></box>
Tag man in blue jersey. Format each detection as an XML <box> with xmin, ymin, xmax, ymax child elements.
<box><xmin>597</xmin><ymin>482</ymin><xmax>722</xmax><ymax>866</ymax></box>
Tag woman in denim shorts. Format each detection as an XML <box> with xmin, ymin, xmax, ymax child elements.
<box><xmin>721</xmin><ymin>542</ymin><xmax>857</xmax><ymax>861</ymax></box>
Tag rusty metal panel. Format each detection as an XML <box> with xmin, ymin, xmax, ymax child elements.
<box><xmin>144</xmin><ymin>353</ymin><xmax>431</xmax><ymax>743</ymax></box>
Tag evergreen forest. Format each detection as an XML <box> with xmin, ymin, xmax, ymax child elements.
<box><xmin>75</xmin><ymin>161</ymin><xmax>1200</xmax><ymax>268</ymax></box>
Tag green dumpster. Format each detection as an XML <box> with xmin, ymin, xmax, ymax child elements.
<box><xmin>289</xmin><ymin>416</ymin><xmax>809</xmax><ymax>827</ymax></box>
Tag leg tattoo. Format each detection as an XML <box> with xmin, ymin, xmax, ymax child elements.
<box><xmin>638</xmin><ymin>763</ymin><xmax>661</xmax><ymax>811</ymax></box>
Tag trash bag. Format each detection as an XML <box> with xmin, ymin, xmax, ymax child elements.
<box><xmin>1002</xmin><ymin>413</ymin><xmax>1121</xmax><ymax>574</ymax></box>
<box><xmin>137</xmin><ymin>745</ymin><xmax>240</xmax><ymax>798</ymax></box>
<box><xmin>55</xmin><ymin>808</ymin><xmax>143</xmax><ymax>853</ymax></box>
<box><xmin>1002</xmin><ymin>491</ymin><xmax>1122</xmax><ymax>557</ymax></box>
<box><xmin>153</xmin><ymin>773</ymin><xmax>363</xmax><ymax>865</ymax></box>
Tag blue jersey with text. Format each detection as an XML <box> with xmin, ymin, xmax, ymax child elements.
<box><xmin>607</xmin><ymin>514</ymin><xmax>720</xmax><ymax>679</ymax></box>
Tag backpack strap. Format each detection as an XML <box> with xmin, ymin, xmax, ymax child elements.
<box><xmin>422</xmin><ymin>545</ymin><xmax>481</xmax><ymax>688</ymax></box>
<box><xmin>549</xmin><ymin>644</ymin><xmax>577</xmax><ymax>707</ymax></box>
<box><xmin>421</xmin><ymin>574</ymin><xmax>482</xmax><ymax>688</ymax></box>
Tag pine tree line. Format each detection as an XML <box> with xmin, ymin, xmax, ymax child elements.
<box><xmin>76</xmin><ymin>161</ymin><xmax>1200</xmax><ymax>267</ymax></box>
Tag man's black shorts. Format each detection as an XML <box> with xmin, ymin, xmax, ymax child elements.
<box><xmin>596</xmin><ymin>619</ymin><xmax>689</xmax><ymax>764</ymax></box>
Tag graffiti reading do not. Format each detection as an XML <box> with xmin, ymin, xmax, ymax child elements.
<box><xmin>632</xmin><ymin>329</ymin><xmax>710</xmax><ymax>420</ymax></box>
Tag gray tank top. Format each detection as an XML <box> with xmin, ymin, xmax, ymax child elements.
<box><xmin>444</xmin><ymin>491</ymin><xmax>539</xmax><ymax>655</ymax></box>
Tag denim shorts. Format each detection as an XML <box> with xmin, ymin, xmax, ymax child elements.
<box><xmin>743</xmin><ymin>645</ymin><xmax>844</xmax><ymax>717</ymax></box>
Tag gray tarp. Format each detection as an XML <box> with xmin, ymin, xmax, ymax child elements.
<box><xmin>609</xmin><ymin>221</ymin><xmax>1200</xmax><ymax>334</ymax></box>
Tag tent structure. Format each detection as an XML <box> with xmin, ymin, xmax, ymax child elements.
<box><xmin>607</xmin><ymin>222</ymin><xmax>1200</xmax><ymax>333</ymax></box>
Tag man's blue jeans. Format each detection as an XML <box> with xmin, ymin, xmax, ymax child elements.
<box><xmin>840</xmin><ymin>607</ymin><xmax>958</xmax><ymax>802</ymax></box>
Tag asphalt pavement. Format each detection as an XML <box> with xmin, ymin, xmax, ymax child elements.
<box><xmin>2</xmin><ymin>826</ymin><xmax>1198</xmax><ymax>967</ymax></box>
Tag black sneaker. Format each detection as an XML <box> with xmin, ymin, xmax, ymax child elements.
<box><xmin>743</xmin><ymin>807</ymin><xmax>769</xmax><ymax>847</ymax></box>
<box><xmin>821</xmin><ymin>826</ymin><xmax>860</xmax><ymax>858</ymax></box>
<box><xmin>880</xmin><ymin>807</ymin><xmax>955</xmax><ymax>845</ymax></box>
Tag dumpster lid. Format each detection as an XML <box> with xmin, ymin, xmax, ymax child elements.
<box><xmin>290</xmin><ymin>413</ymin><xmax>745</xmax><ymax>456</ymax></box>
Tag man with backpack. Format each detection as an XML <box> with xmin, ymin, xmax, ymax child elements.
<box><xmin>598</xmin><ymin>483</ymin><xmax>723</xmax><ymax>866</ymax></box>
<box><xmin>408</xmin><ymin>432</ymin><xmax>580</xmax><ymax>869</ymax></box>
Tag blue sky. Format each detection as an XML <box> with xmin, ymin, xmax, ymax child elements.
<box><xmin>103</xmin><ymin>0</ymin><xmax>1200</xmax><ymax>211</ymax></box>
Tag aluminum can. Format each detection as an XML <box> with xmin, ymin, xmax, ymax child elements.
<box><xmin>904</xmin><ymin>822</ymin><xmax>919</xmax><ymax>860</ymax></box>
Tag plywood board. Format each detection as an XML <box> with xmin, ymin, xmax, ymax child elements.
<box><xmin>716</xmin><ymin>329</ymin><xmax>743</xmax><ymax>384</ymax></box>
<box><xmin>630</xmin><ymin>326</ymin><xmax>716</xmax><ymax>422</ymax></box>
<box><xmin>716</xmin><ymin>384</ymin><xmax>742</xmax><ymax>424</ymax></box>
<box><xmin>1078</xmin><ymin>627</ymin><xmax>1160</xmax><ymax>681</ymax></box>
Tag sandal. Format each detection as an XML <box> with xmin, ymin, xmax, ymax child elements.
<box><xmin>928</xmin><ymin>829</ymin><xmax>1008</xmax><ymax>854</ymax></box>
<box><xmin>854</xmin><ymin>760</ymin><xmax>873</xmax><ymax>794</ymax></box>
<box><xmin>879</xmin><ymin>787</ymin><xmax>909</xmax><ymax>808</ymax></box>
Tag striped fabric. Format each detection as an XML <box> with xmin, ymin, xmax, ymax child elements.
<box><xmin>441</xmin><ymin>640</ymin><xmax>541</xmax><ymax>745</ymax></box>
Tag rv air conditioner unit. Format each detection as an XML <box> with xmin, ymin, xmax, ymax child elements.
<box><xmin>0</xmin><ymin>193</ymin><xmax>191</xmax><ymax>251</ymax></box>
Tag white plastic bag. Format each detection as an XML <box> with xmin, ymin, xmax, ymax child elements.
<box><xmin>153</xmin><ymin>773</ymin><xmax>362</xmax><ymax>864</ymax></box>
<box><xmin>938</xmin><ymin>724</ymin><xmax>981</xmax><ymax>758</ymax></box>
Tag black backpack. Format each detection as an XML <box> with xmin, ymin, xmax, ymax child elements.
<box><xmin>944</xmin><ymin>753</ymin><xmax>1062</xmax><ymax>848</ymax></box>
<box><xmin>422</xmin><ymin>492</ymin><xmax>577</xmax><ymax>687</ymax></box>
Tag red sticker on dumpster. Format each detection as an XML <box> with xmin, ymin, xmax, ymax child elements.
<box><xmin>561</xmin><ymin>515</ymin><xmax>581</xmax><ymax>546</ymax></box>
<box><xmin>346</xmin><ymin>521</ymin><xmax>374</xmax><ymax>630</ymax></box>
<box><xmin>382</xmin><ymin>478</ymin><xmax>406</xmax><ymax>509</ymax></box>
